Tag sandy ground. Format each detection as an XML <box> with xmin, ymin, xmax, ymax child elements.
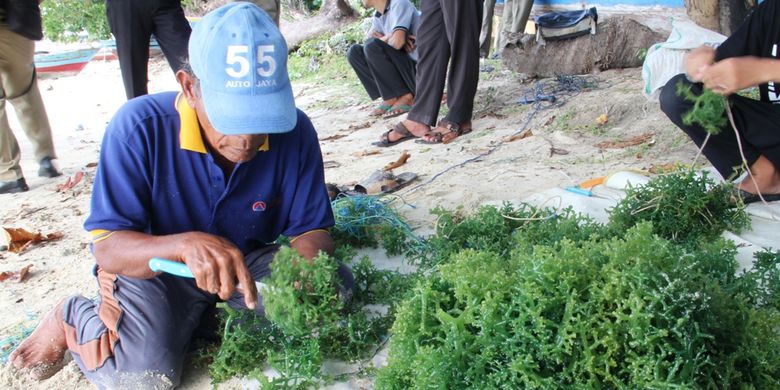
<box><xmin>0</xmin><ymin>13</ymin><xmax>703</xmax><ymax>389</ymax></box>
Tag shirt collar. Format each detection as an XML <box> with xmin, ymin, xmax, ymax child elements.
<box><xmin>374</xmin><ymin>0</ymin><xmax>390</xmax><ymax>17</ymax></box>
<box><xmin>175</xmin><ymin>93</ymin><xmax>269</xmax><ymax>153</ymax></box>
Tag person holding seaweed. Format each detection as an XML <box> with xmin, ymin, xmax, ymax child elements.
<box><xmin>660</xmin><ymin>0</ymin><xmax>780</xmax><ymax>204</ymax></box>
<box><xmin>10</xmin><ymin>3</ymin><xmax>352</xmax><ymax>387</ymax></box>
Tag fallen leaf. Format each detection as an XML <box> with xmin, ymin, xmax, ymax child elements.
<box><xmin>347</xmin><ymin>122</ymin><xmax>372</xmax><ymax>131</ymax></box>
<box><xmin>544</xmin><ymin>116</ymin><xmax>556</xmax><ymax>126</ymax></box>
<box><xmin>596</xmin><ymin>114</ymin><xmax>609</xmax><ymax>126</ymax></box>
<box><xmin>550</xmin><ymin>147</ymin><xmax>569</xmax><ymax>156</ymax></box>
<box><xmin>320</xmin><ymin>133</ymin><xmax>347</xmax><ymax>142</ymax></box>
<box><xmin>2</xmin><ymin>227</ymin><xmax>64</xmax><ymax>253</ymax></box>
<box><xmin>505</xmin><ymin>129</ymin><xmax>533</xmax><ymax>142</ymax></box>
<box><xmin>352</xmin><ymin>150</ymin><xmax>380</xmax><ymax>157</ymax></box>
<box><xmin>0</xmin><ymin>264</ymin><xmax>33</xmax><ymax>283</ymax></box>
<box><xmin>85</xmin><ymin>162</ymin><xmax>98</xmax><ymax>168</ymax></box>
<box><xmin>323</xmin><ymin>161</ymin><xmax>341</xmax><ymax>169</ymax></box>
<box><xmin>596</xmin><ymin>132</ymin><xmax>655</xmax><ymax>149</ymax></box>
<box><xmin>57</xmin><ymin>171</ymin><xmax>85</xmax><ymax>192</ymax></box>
<box><xmin>648</xmin><ymin>162</ymin><xmax>679</xmax><ymax>174</ymax></box>
<box><xmin>383</xmin><ymin>151</ymin><xmax>411</xmax><ymax>171</ymax></box>
<box><xmin>18</xmin><ymin>264</ymin><xmax>32</xmax><ymax>283</ymax></box>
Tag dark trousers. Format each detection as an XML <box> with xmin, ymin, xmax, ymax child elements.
<box><xmin>660</xmin><ymin>74</ymin><xmax>780</xmax><ymax>180</ymax></box>
<box><xmin>408</xmin><ymin>0</ymin><xmax>482</xmax><ymax>126</ymax></box>
<box><xmin>106</xmin><ymin>0</ymin><xmax>191</xmax><ymax>100</ymax></box>
<box><xmin>347</xmin><ymin>38</ymin><xmax>416</xmax><ymax>101</ymax></box>
<box><xmin>62</xmin><ymin>245</ymin><xmax>354</xmax><ymax>388</ymax></box>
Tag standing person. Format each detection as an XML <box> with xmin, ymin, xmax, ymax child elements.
<box><xmin>660</xmin><ymin>0</ymin><xmax>780</xmax><ymax>204</ymax></box>
<box><xmin>479</xmin><ymin>0</ymin><xmax>497</xmax><ymax>58</ymax></box>
<box><xmin>238</xmin><ymin>0</ymin><xmax>281</xmax><ymax>25</ymax></box>
<box><xmin>495</xmin><ymin>0</ymin><xmax>533</xmax><ymax>56</ymax></box>
<box><xmin>10</xmin><ymin>3</ymin><xmax>353</xmax><ymax>387</ymax></box>
<box><xmin>376</xmin><ymin>0</ymin><xmax>483</xmax><ymax>146</ymax></box>
<box><xmin>347</xmin><ymin>0</ymin><xmax>419</xmax><ymax>118</ymax></box>
<box><xmin>106</xmin><ymin>0</ymin><xmax>192</xmax><ymax>99</ymax></box>
<box><xmin>0</xmin><ymin>0</ymin><xmax>62</xmax><ymax>194</ymax></box>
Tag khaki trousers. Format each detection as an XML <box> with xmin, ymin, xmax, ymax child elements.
<box><xmin>496</xmin><ymin>0</ymin><xmax>533</xmax><ymax>51</ymax></box>
<box><xmin>235</xmin><ymin>0</ymin><xmax>281</xmax><ymax>26</ymax></box>
<box><xmin>0</xmin><ymin>26</ymin><xmax>55</xmax><ymax>181</ymax></box>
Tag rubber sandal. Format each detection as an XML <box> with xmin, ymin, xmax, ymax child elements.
<box><xmin>383</xmin><ymin>104</ymin><xmax>413</xmax><ymax>119</ymax></box>
<box><xmin>372</xmin><ymin>122</ymin><xmax>417</xmax><ymax>148</ymax></box>
<box><xmin>370</xmin><ymin>104</ymin><xmax>392</xmax><ymax>116</ymax></box>
<box><xmin>729</xmin><ymin>188</ymin><xmax>780</xmax><ymax>205</ymax></box>
<box><xmin>354</xmin><ymin>171</ymin><xmax>419</xmax><ymax>195</ymax></box>
<box><xmin>415</xmin><ymin>119</ymin><xmax>472</xmax><ymax>144</ymax></box>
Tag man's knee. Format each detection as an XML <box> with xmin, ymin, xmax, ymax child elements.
<box><xmin>659</xmin><ymin>73</ymin><xmax>694</xmax><ymax>121</ymax></box>
<box><xmin>363</xmin><ymin>37</ymin><xmax>386</xmax><ymax>55</ymax></box>
<box><xmin>347</xmin><ymin>43</ymin><xmax>365</xmax><ymax>65</ymax></box>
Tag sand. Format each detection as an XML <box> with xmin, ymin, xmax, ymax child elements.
<box><xmin>0</xmin><ymin>14</ymin><xmax>702</xmax><ymax>388</ymax></box>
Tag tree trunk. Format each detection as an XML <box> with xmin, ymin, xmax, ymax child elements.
<box><xmin>282</xmin><ymin>0</ymin><xmax>357</xmax><ymax>51</ymax></box>
<box><xmin>685</xmin><ymin>0</ymin><xmax>756</xmax><ymax>35</ymax></box>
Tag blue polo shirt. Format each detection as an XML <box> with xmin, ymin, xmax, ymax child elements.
<box><xmin>84</xmin><ymin>91</ymin><xmax>334</xmax><ymax>255</ymax></box>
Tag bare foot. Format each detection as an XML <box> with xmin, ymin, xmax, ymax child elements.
<box><xmin>736</xmin><ymin>155</ymin><xmax>780</xmax><ymax>195</ymax></box>
<box><xmin>385</xmin><ymin>119</ymin><xmax>430</xmax><ymax>143</ymax></box>
<box><xmin>10</xmin><ymin>300</ymin><xmax>68</xmax><ymax>380</ymax></box>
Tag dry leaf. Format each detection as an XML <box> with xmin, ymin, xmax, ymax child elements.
<box><xmin>383</xmin><ymin>151</ymin><xmax>411</xmax><ymax>171</ymax></box>
<box><xmin>3</xmin><ymin>227</ymin><xmax>63</xmax><ymax>253</ymax></box>
<box><xmin>323</xmin><ymin>161</ymin><xmax>341</xmax><ymax>169</ymax></box>
<box><xmin>596</xmin><ymin>132</ymin><xmax>655</xmax><ymax>149</ymax></box>
<box><xmin>57</xmin><ymin>171</ymin><xmax>85</xmax><ymax>192</ymax></box>
<box><xmin>320</xmin><ymin>133</ymin><xmax>347</xmax><ymax>142</ymax></box>
<box><xmin>352</xmin><ymin>150</ymin><xmax>380</xmax><ymax>157</ymax></box>
<box><xmin>596</xmin><ymin>114</ymin><xmax>609</xmax><ymax>126</ymax></box>
<box><xmin>0</xmin><ymin>264</ymin><xmax>33</xmax><ymax>283</ymax></box>
<box><xmin>505</xmin><ymin>129</ymin><xmax>533</xmax><ymax>142</ymax></box>
<box><xmin>648</xmin><ymin>163</ymin><xmax>679</xmax><ymax>174</ymax></box>
<box><xmin>550</xmin><ymin>147</ymin><xmax>569</xmax><ymax>156</ymax></box>
<box><xmin>347</xmin><ymin>122</ymin><xmax>372</xmax><ymax>131</ymax></box>
<box><xmin>544</xmin><ymin>116</ymin><xmax>556</xmax><ymax>126</ymax></box>
<box><xmin>85</xmin><ymin>162</ymin><xmax>98</xmax><ymax>168</ymax></box>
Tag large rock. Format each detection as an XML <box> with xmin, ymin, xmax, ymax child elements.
<box><xmin>502</xmin><ymin>16</ymin><xmax>665</xmax><ymax>78</ymax></box>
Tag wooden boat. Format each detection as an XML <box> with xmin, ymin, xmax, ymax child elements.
<box><xmin>34</xmin><ymin>47</ymin><xmax>99</xmax><ymax>74</ymax></box>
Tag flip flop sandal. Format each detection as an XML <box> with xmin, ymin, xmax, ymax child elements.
<box><xmin>370</xmin><ymin>104</ymin><xmax>392</xmax><ymax>116</ymax></box>
<box><xmin>383</xmin><ymin>104</ymin><xmax>413</xmax><ymax>119</ymax></box>
<box><xmin>729</xmin><ymin>188</ymin><xmax>780</xmax><ymax>205</ymax></box>
<box><xmin>372</xmin><ymin>122</ymin><xmax>417</xmax><ymax>148</ymax></box>
<box><xmin>354</xmin><ymin>171</ymin><xmax>418</xmax><ymax>195</ymax></box>
<box><xmin>415</xmin><ymin>119</ymin><xmax>472</xmax><ymax>144</ymax></box>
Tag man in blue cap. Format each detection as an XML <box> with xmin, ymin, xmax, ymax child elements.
<box><xmin>10</xmin><ymin>3</ymin><xmax>352</xmax><ymax>387</ymax></box>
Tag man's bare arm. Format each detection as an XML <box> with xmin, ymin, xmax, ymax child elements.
<box><xmin>701</xmin><ymin>57</ymin><xmax>780</xmax><ymax>95</ymax></box>
<box><xmin>385</xmin><ymin>29</ymin><xmax>408</xmax><ymax>51</ymax></box>
<box><xmin>93</xmin><ymin>231</ymin><xmax>257</xmax><ymax>308</ymax></box>
<box><xmin>289</xmin><ymin>229</ymin><xmax>335</xmax><ymax>259</ymax></box>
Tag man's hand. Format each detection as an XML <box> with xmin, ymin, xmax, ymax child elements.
<box><xmin>404</xmin><ymin>34</ymin><xmax>416</xmax><ymax>53</ymax></box>
<box><xmin>700</xmin><ymin>56</ymin><xmax>771</xmax><ymax>96</ymax></box>
<box><xmin>684</xmin><ymin>45</ymin><xmax>716</xmax><ymax>82</ymax></box>
<box><xmin>177</xmin><ymin>232</ymin><xmax>258</xmax><ymax>309</ymax></box>
<box><xmin>371</xmin><ymin>31</ymin><xmax>384</xmax><ymax>40</ymax></box>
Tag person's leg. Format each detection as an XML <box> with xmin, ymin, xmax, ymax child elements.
<box><xmin>441</xmin><ymin>0</ymin><xmax>482</xmax><ymax>125</ymax></box>
<box><xmin>495</xmin><ymin>0</ymin><xmax>513</xmax><ymax>53</ymax></box>
<box><xmin>727</xmin><ymin>93</ymin><xmax>780</xmax><ymax>195</ymax></box>
<box><xmin>8</xmin><ymin>79</ymin><xmax>57</xmax><ymax>166</ymax></box>
<box><xmin>505</xmin><ymin>0</ymin><xmax>532</xmax><ymax>37</ymax></box>
<box><xmin>0</xmin><ymin>27</ymin><xmax>30</xmax><ymax>183</ymax></box>
<box><xmin>660</xmin><ymin>74</ymin><xmax>758</xmax><ymax>180</ymax></box>
<box><xmin>479</xmin><ymin>0</ymin><xmax>496</xmax><ymax>58</ymax></box>
<box><xmin>363</xmin><ymin>38</ymin><xmax>415</xmax><ymax>104</ymax></box>
<box><xmin>12</xmin><ymin>268</ymin><xmax>215</xmax><ymax>388</ymax></box>
<box><xmin>227</xmin><ymin>245</ymin><xmax>355</xmax><ymax>314</ymax></box>
<box><xmin>152</xmin><ymin>0</ymin><xmax>192</xmax><ymax>75</ymax></box>
<box><xmin>107</xmin><ymin>0</ymin><xmax>154</xmax><ymax>99</ymax></box>
<box><xmin>406</xmin><ymin>0</ymin><xmax>449</xmax><ymax>128</ymax></box>
<box><xmin>347</xmin><ymin>43</ymin><xmax>382</xmax><ymax>101</ymax></box>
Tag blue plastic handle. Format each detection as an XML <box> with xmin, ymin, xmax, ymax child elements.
<box><xmin>565</xmin><ymin>186</ymin><xmax>593</xmax><ymax>197</ymax></box>
<box><xmin>149</xmin><ymin>258</ymin><xmax>194</xmax><ymax>278</ymax></box>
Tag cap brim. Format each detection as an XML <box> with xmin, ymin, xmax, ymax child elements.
<box><xmin>201</xmin><ymin>82</ymin><xmax>297</xmax><ymax>135</ymax></box>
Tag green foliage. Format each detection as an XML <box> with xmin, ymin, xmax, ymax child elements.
<box><xmin>264</xmin><ymin>247</ymin><xmax>343</xmax><ymax>336</ymax></box>
<box><xmin>608</xmin><ymin>170</ymin><xmax>751</xmax><ymax>244</ymax></box>
<box><xmin>208</xmin><ymin>247</ymin><xmax>409</xmax><ymax>386</ymax></box>
<box><xmin>416</xmin><ymin>203</ymin><xmax>603</xmax><ymax>269</ymax></box>
<box><xmin>41</xmin><ymin>0</ymin><xmax>110</xmax><ymax>42</ymax></box>
<box><xmin>676</xmin><ymin>80</ymin><xmax>728</xmax><ymax>135</ymax></box>
<box><xmin>376</xmin><ymin>222</ymin><xmax>780</xmax><ymax>389</ymax></box>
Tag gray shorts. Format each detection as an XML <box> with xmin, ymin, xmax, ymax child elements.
<box><xmin>61</xmin><ymin>245</ymin><xmax>354</xmax><ymax>389</ymax></box>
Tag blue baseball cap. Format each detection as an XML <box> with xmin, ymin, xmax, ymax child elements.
<box><xmin>189</xmin><ymin>2</ymin><xmax>296</xmax><ymax>134</ymax></box>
